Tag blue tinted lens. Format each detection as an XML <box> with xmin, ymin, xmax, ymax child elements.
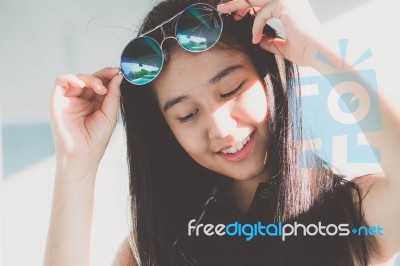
<box><xmin>120</xmin><ymin>36</ymin><xmax>163</xmax><ymax>85</ymax></box>
<box><xmin>176</xmin><ymin>4</ymin><xmax>222</xmax><ymax>52</ymax></box>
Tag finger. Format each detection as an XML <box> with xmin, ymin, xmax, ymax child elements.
<box><xmin>217</xmin><ymin>0</ymin><xmax>252</xmax><ymax>13</ymax></box>
<box><xmin>101</xmin><ymin>73</ymin><xmax>123</xmax><ymax>122</ymax></box>
<box><xmin>252</xmin><ymin>1</ymin><xmax>283</xmax><ymax>44</ymax></box>
<box><xmin>259</xmin><ymin>36</ymin><xmax>286</xmax><ymax>57</ymax></box>
<box><xmin>53</xmin><ymin>74</ymin><xmax>92</xmax><ymax>99</ymax></box>
<box><xmin>250</xmin><ymin>6</ymin><xmax>262</xmax><ymax>15</ymax></box>
<box><xmin>92</xmin><ymin>67</ymin><xmax>120</xmax><ymax>84</ymax></box>
<box><xmin>232</xmin><ymin>7</ymin><xmax>253</xmax><ymax>21</ymax></box>
<box><xmin>217</xmin><ymin>0</ymin><xmax>271</xmax><ymax>13</ymax></box>
<box><xmin>73</xmin><ymin>73</ymin><xmax>108</xmax><ymax>97</ymax></box>
<box><xmin>73</xmin><ymin>68</ymin><xmax>120</xmax><ymax>99</ymax></box>
<box><xmin>55</xmin><ymin>74</ymin><xmax>85</xmax><ymax>89</ymax></box>
<box><xmin>232</xmin><ymin>12</ymin><xmax>244</xmax><ymax>21</ymax></box>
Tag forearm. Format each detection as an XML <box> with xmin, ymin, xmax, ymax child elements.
<box><xmin>43</xmin><ymin>158</ymin><xmax>98</xmax><ymax>266</ymax></box>
<box><xmin>309</xmin><ymin>41</ymin><xmax>400</xmax><ymax>187</ymax></box>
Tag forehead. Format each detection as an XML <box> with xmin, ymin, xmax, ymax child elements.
<box><xmin>153</xmin><ymin>48</ymin><xmax>253</xmax><ymax>99</ymax></box>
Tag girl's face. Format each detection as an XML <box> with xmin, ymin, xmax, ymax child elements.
<box><xmin>154</xmin><ymin>48</ymin><xmax>270</xmax><ymax>182</ymax></box>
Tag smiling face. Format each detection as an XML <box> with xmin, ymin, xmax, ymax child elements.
<box><xmin>154</xmin><ymin>48</ymin><xmax>270</xmax><ymax>182</ymax></box>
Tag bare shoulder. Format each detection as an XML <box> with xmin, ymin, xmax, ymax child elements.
<box><xmin>352</xmin><ymin>172</ymin><xmax>386</xmax><ymax>192</ymax></box>
<box><xmin>351</xmin><ymin>172</ymin><xmax>400</xmax><ymax>263</ymax></box>
<box><xmin>351</xmin><ymin>171</ymin><xmax>388</xmax><ymax>223</ymax></box>
<box><xmin>112</xmin><ymin>235</ymin><xmax>138</xmax><ymax>266</ymax></box>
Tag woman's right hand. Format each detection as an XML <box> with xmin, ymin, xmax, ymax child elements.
<box><xmin>50</xmin><ymin>67</ymin><xmax>123</xmax><ymax>174</ymax></box>
<box><xmin>217</xmin><ymin>0</ymin><xmax>323</xmax><ymax>67</ymax></box>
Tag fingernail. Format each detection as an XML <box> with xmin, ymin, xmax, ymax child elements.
<box><xmin>112</xmin><ymin>74</ymin><xmax>123</xmax><ymax>86</ymax></box>
<box><xmin>117</xmin><ymin>74</ymin><xmax>123</xmax><ymax>84</ymax></box>
<box><xmin>78</xmin><ymin>80</ymin><xmax>86</xmax><ymax>88</ymax></box>
<box><xmin>252</xmin><ymin>34</ymin><xmax>260</xmax><ymax>44</ymax></box>
<box><xmin>95</xmin><ymin>83</ymin><xmax>106</xmax><ymax>91</ymax></box>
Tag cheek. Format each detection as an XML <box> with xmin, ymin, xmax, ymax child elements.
<box><xmin>238</xmin><ymin>80</ymin><xmax>268</xmax><ymax>122</ymax></box>
<box><xmin>170</xmin><ymin>123</ymin><xmax>208</xmax><ymax>158</ymax></box>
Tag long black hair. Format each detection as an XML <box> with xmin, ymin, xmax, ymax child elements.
<box><xmin>120</xmin><ymin>0</ymin><xmax>377</xmax><ymax>265</ymax></box>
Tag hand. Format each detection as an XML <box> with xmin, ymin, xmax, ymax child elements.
<box><xmin>50</xmin><ymin>67</ymin><xmax>123</xmax><ymax>168</ymax></box>
<box><xmin>217</xmin><ymin>0</ymin><xmax>324</xmax><ymax>67</ymax></box>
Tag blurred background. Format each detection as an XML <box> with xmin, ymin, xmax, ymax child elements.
<box><xmin>0</xmin><ymin>0</ymin><xmax>399</xmax><ymax>265</ymax></box>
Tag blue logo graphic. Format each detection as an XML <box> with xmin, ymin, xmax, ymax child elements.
<box><xmin>352</xmin><ymin>225</ymin><xmax>383</xmax><ymax>236</ymax></box>
<box><xmin>188</xmin><ymin>219</ymin><xmax>383</xmax><ymax>241</ymax></box>
<box><xmin>291</xmin><ymin>39</ymin><xmax>382</xmax><ymax>166</ymax></box>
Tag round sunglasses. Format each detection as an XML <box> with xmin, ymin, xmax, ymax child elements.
<box><xmin>120</xmin><ymin>3</ymin><xmax>224</xmax><ymax>85</ymax></box>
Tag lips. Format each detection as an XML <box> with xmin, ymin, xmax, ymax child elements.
<box><xmin>221</xmin><ymin>134</ymin><xmax>251</xmax><ymax>154</ymax></box>
<box><xmin>218</xmin><ymin>131</ymin><xmax>255</xmax><ymax>162</ymax></box>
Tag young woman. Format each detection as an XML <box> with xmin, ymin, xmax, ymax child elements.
<box><xmin>44</xmin><ymin>0</ymin><xmax>400</xmax><ymax>265</ymax></box>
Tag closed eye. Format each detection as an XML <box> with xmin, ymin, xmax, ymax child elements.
<box><xmin>220</xmin><ymin>81</ymin><xmax>246</xmax><ymax>98</ymax></box>
<box><xmin>179</xmin><ymin>109</ymin><xmax>199</xmax><ymax>123</ymax></box>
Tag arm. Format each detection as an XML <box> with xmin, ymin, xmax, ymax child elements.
<box><xmin>309</xmin><ymin>39</ymin><xmax>400</xmax><ymax>191</ymax></box>
<box><xmin>44</xmin><ymin>68</ymin><xmax>123</xmax><ymax>265</ymax></box>
<box><xmin>353</xmin><ymin>172</ymin><xmax>400</xmax><ymax>261</ymax></box>
<box><xmin>303</xmin><ymin>30</ymin><xmax>400</xmax><ymax>263</ymax></box>
<box><xmin>111</xmin><ymin>236</ymin><xmax>138</xmax><ymax>266</ymax></box>
<box><xmin>218</xmin><ymin>0</ymin><xmax>400</xmax><ymax>186</ymax></box>
<box><xmin>218</xmin><ymin>0</ymin><xmax>400</xmax><ymax>255</ymax></box>
<box><xmin>43</xmin><ymin>162</ymin><xmax>98</xmax><ymax>266</ymax></box>
<box><xmin>308</xmin><ymin>48</ymin><xmax>400</xmax><ymax>256</ymax></box>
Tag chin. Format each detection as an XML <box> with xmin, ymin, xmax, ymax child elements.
<box><xmin>232</xmin><ymin>176</ymin><xmax>256</xmax><ymax>182</ymax></box>
<box><xmin>236</xmin><ymin>165</ymin><xmax>267</xmax><ymax>182</ymax></box>
<box><xmin>230</xmin><ymin>170</ymin><xmax>265</xmax><ymax>182</ymax></box>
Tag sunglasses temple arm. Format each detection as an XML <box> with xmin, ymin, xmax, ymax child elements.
<box><xmin>139</xmin><ymin>10</ymin><xmax>184</xmax><ymax>37</ymax></box>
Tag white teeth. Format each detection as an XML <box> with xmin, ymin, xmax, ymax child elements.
<box><xmin>221</xmin><ymin>134</ymin><xmax>251</xmax><ymax>154</ymax></box>
<box><xmin>237</xmin><ymin>142</ymin><xmax>244</xmax><ymax>150</ymax></box>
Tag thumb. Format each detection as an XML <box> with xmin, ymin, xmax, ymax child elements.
<box><xmin>259</xmin><ymin>36</ymin><xmax>286</xmax><ymax>58</ymax></box>
<box><xmin>102</xmin><ymin>73</ymin><xmax>123</xmax><ymax>123</ymax></box>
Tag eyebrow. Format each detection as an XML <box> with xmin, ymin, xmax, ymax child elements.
<box><xmin>208</xmin><ymin>64</ymin><xmax>244</xmax><ymax>85</ymax></box>
<box><xmin>163</xmin><ymin>64</ymin><xmax>245</xmax><ymax>113</ymax></box>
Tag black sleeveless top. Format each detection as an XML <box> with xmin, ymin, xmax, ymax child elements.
<box><xmin>173</xmin><ymin>181</ymin><xmax>355</xmax><ymax>266</ymax></box>
<box><xmin>174</xmin><ymin>182</ymin><xmax>277</xmax><ymax>266</ymax></box>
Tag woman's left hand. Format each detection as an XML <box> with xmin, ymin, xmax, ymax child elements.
<box><xmin>217</xmin><ymin>0</ymin><xmax>324</xmax><ymax>67</ymax></box>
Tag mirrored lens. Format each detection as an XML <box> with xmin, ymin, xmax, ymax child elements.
<box><xmin>176</xmin><ymin>4</ymin><xmax>222</xmax><ymax>52</ymax></box>
<box><xmin>120</xmin><ymin>36</ymin><xmax>163</xmax><ymax>85</ymax></box>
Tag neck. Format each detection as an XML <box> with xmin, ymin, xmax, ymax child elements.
<box><xmin>227</xmin><ymin>169</ymin><xmax>270</xmax><ymax>216</ymax></box>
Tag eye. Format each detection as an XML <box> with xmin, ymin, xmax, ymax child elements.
<box><xmin>178</xmin><ymin>109</ymin><xmax>199</xmax><ymax>123</ymax></box>
<box><xmin>220</xmin><ymin>81</ymin><xmax>246</xmax><ymax>98</ymax></box>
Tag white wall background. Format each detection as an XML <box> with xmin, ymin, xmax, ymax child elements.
<box><xmin>0</xmin><ymin>0</ymin><xmax>149</xmax><ymax>265</ymax></box>
<box><xmin>1</xmin><ymin>105</ymin><xmax>4</xmax><ymax>266</ymax></box>
<box><xmin>0</xmin><ymin>0</ymin><xmax>152</xmax><ymax>124</ymax></box>
<box><xmin>1</xmin><ymin>0</ymin><xmax>400</xmax><ymax>265</ymax></box>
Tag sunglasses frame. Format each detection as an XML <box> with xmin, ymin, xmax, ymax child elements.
<box><xmin>120</xmin><ymin>3</ymin><xmax>225</xmax><ymax>85</ymax></box>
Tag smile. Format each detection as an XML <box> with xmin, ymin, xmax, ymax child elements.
<box><xmin>221</xmin><ymin>134</ymin><xmax>251</xmax><ymax>154</ymax></box>
<box><xmin>218</xmin><ymin>131</ymin><xmax>256</xmax><ymax>163</ymax></box>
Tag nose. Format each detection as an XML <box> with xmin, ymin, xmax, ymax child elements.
<box><xmin>207</xmin><ymin>107</ymin><xmax>237</xmax><ymax>139</ymax></box>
